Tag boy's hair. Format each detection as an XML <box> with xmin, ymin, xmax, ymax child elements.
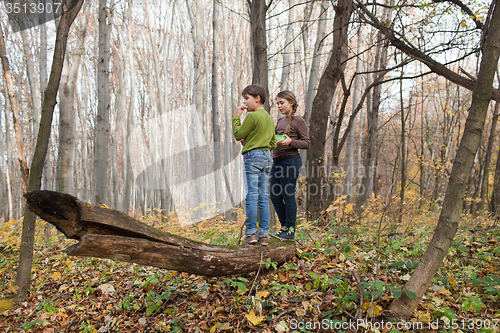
<box><xmin>242</xmin><ymin>84</ymin><xmax>267</xmax><ymax>104</ymax></box>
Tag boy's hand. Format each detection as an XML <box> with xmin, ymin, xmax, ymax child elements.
<box><xmin>235</xmin><ymin>104</ymin><xmax>247</xmax><ymax>116</ymax></box>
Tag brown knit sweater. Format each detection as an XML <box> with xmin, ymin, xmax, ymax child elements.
<box><xmin>273</xmin><ymin>116</ymin><xmax>310</xmax><ymax>158</ymax></box>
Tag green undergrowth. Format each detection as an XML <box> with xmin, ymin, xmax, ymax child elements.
<box><xmin>0</xmin><ymin>207</ymin><xmax>499</xmax><ymax>332</ymax></box>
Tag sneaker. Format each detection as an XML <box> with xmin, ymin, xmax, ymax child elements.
<box><xmin>258</xmin><ymin>236</ymin><xmax>269</xmax><ymax>246</ymax></box>
<box><xmin>271</xmin><ymin>227</ymin><xmax>295</xmax><ymax>241</ymax></box>
<box><xmin>245</xmin><ymin>234</ymin><xmax>258</xmax><ymax>244</ymax></box>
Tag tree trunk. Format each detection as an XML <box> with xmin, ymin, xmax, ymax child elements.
<box><xmin>399</xmin><ymin>70</ymin><xmax>406</xmax><ymax>224</ymax></box>
<box><xmin>20</xmin><ymin>29</ymin><xmax>41</xmax><ymax>137</ymax></box>
<box><xmin>491</xmin><ymin>145</ymin><xmax>500</xmax><ymax>219</ymax></box>
<box><xmin>304</xmin><ymin>0</ymin><xmax>329</xmax><ymax>125</ymax></box>
<box><xmin>0</xmin><ymin>21</ymin><xmax>30</xmax><ymax>193</ymax></box>
<box><xmin>280</xmin><ymin>0</ymin><xmax>296</xmax><ymax>91</ymax></box>
<box><xmin>306</xmin><ymin>0</ymin><xmax>353</xmax><ymax>221</ymax></box>
<box><xmin>39</xmin><ymin>16</ymin><xmax>48</xmax><ymax>96</ymax></box>
<box><xmin>355</xmin><ymin>33</ymin><xmax>388</xmax><ymax>216</ymax></box>
<box><xmin>223</xmin><ymin>7</ymin><xmax>238</xmax><ymax>221</ymax></box>
<box><xmin>16</xmin><ymin>0</ymin><xmax>85</xmax><ymax>297</ymax></box>
<box><xmin>419</xmin><ymin>66</ymin><xmax>426</xmax><ymax>205</ymax></box>
<box><xmin>478</xmin><ymin>101</ymin><xmax>499</xmax><ymax>212</ymax></box>
<box><xmin>57</xmin><ymin>1</ymin><xmax>91</xmax><ymax>195</ymax></box>
<box><xmin>95</xmin><ymin>0</ymin><xmax>111</xmax><ymax>205</ymax></box>
<box><xmin>122</xmin><ymin>0</ymin><xmax>136</xmax><ymax>215</ymax></box>
<box><xmin>185</xmin><ymin>0</ymin><xmax>208</xmax><ymax>131</ymax></box>
<box><xmin>24</xmin><ymin>190</ymin><xmax>296</xmax><ymax>276</ymax></box>
<box><xmin>344</xmin><ymin>26</ymin><xmax>364</xmax><ymax>203</ymax></box>
<box><xmin>300</xmin><ymin>0</ymin><xmax>314</xmax><ymax>99</ymax></box>
<box><xmin>249</xmin><ymin>0</ymin><xmax>271</xmax><ymax>112</ymax></box>
<box><xmin>2</xmin><ymin>83</ymin><xmax>14</xmax><ymax>221</ymax></box>
<box><xmin>389</xmin><ymin>1</ymin><xmax>500</xmax><ymax>318</ymax></box>
<box><xmin>212</xmin><ymin>0</ymin><xmax>223</xmax><ymax>214</ymax></box>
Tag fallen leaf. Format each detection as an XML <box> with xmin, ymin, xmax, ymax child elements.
<box><xmin>245</xmin><ymin>310</ymin><xmax>265</xmax><ymax>325</ymax></box>
<box><xmin>257</xmin><ymin>291</ymin><xmax>269</xmax><ymax>298</ymax></box>
<box><xmin>97</xmin><ymin>283</ymin><xmax>115</xmax><ymax>295</ymax></box>
<box><xmin>311</xmin><ymin>299</ymin><xmax>322</xmax><ymax>307</ymax></box>
<box><xmin>52</xmin><ymin>272</ymin><xmax>62</xmax><ymax>281</ymax></box>
<box><xmin>276</xmin><ymin>320</ymin><xmax>289</xmax><ymax>332</ymax></box>
<box><xmin>296</xmin><ymin>307</ymin><xmax>306</xmax><ymax>316</ymax></box>
<box><xmin>0</xmin><ymin>298</ymin><xmax>14</xmax><ymax>311</ymax></box>
<box><xmin>438</xmin><ymin>288</ymin><xmax>451</xmax><ymax>296</ymax></box>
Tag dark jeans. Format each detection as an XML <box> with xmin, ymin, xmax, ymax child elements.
<box><xmin>270</xmin><ymin>154</ymin><xmax>302</xmax><ymax>229</ymax></box>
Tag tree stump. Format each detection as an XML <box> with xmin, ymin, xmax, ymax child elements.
<box><xmin>24</xmin><ymin>190</ymin><xmax>295</xmax><ymax>276</ymax></box>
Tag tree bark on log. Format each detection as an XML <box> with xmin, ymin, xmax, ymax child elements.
<box><xmin>24</xmin><ymin>191</ymin><xmax>296</xmax><ymax>276</ymax></box>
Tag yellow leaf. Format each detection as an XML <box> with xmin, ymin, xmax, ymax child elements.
<box><xmin>0</xmin><ymin>298</ymin><xmax>14</xmax><ymax>311</ymax></box>
<box><xmin>257</xmin><ymin>291</ymin><xmax>269</xmax><ymax>298</ymax></box>
<box><xmin>6</xmin><ymin>282</ymin><xmax>18</xmax><ymax>294</ymax></box>
<box><xmin>339</xmin><ymin>253</ymin><xmax>346</xmax><ymax>262</ymax></box>
<box><xmin>366</xmin><ymin>304</ymin><xmax>382</xmax><ymax>317</ymax></box>
<box><xmin>344</xmin><ymin>203</ymin><xmax>353</xmax><ymax>214</ymax></box>
<box><xmin>245</xmin><ymin>310</ymin><xmax>265</xmax><ymax>326</ymax></box>
<box><xmin>438</xmin><ymin>288</ymin><xmax>451</xmax><ymax>296</ymax></box>
<box><xmin>417</xmin><ymin>311</ymin><xmax>431</xmax><ymax>324</ymax></box>
<box><xmin>363</xmin><ymin>302</ymin><xmax>382</xmax><ymax>317</ymax></box>
<box><xmin>311</xmin><ymin>299</ymin><xmax>322</xmax><ymax>307</ymax></box>
<box><xmin>489</xmin><ymin>239</ymin><xmax>497</xmax><ymax>244</ymax></box>
<box><xmin>52</xmin><ymin>272</ymin><xmax>62</xmax><ymax>281</ymax></box>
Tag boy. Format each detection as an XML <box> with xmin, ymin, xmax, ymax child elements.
<box><xmin>232</xmin><ymin>84</ymin><xmax>276</xmax><ymax>246</ymax></box>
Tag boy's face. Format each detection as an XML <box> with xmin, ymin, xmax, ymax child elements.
<box><xmin>243</xmin><ymin>94</ymin><xmax>261</xmax><ymax>111</ymax></box>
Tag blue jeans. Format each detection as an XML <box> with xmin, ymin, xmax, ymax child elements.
<box><xmin>243</xmin><ymin>150</ymin><xmax>272</xmax><ymax>237</ymax></box>
<box><xmin>270</xmin><ymin>154</ymin><xmax>302</xmax><ymax>229</ymax></box>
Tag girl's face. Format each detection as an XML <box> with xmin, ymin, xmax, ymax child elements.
<box><xmin>276</xmin><ymin>97</ymin><xmax>293</xmax><ymax>117</ymax></box>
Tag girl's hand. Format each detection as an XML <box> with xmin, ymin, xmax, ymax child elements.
<box><xmin>277</xmin><ymin>134</ymin><xmax>292</xmax><ymax>147</ymax></box>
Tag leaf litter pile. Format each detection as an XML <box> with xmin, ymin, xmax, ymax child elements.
<box><xmin>0</xmin><ymin>205</ymin><xmax>499</xmax><ymax>332</ymax></box>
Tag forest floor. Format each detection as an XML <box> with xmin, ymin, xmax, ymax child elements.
<box><xmin>0</xmin><ymin>203</ymin><xmax>499</xmax><ymax>333</ymax></box>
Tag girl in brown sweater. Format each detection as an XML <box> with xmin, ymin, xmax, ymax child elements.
<box><xmin>270</xmin><ymin>91</ymin><xmax>310</xmax><ymax>240</ymax></box>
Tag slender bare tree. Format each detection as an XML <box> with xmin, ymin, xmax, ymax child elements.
<box><xmin>306</xmin><ymin>0</ymin><xmax>354</xmax><ymax>220</ymax></box>
<box><xmin>304</xmin><ymin>0</ymin><xmax>329</xmax><ymax>125</ymax></box>
<box><xmin>16</xmin><ymin>0</ymin><xmax>85</xmax><ymax>297</ymax></box>
<box><xmin>389</xmin><ymin>0</ymin><xmax>500</xmax><ymax>318</ymax></box>
<box><xmin>0</xmin><ymin>22</ymin><xmax>30</xmax><ymax>193</ymax></box>
<box><xmin>57</xmin><ymin>0</ymin><xmax>92</xmax><ymax>195</ymax></box>
<box><xmin>95</xmin><ymin>0</ymin><xmax>111</xmax><ymax>205</ymax></box>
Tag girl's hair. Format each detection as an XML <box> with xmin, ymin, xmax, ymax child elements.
<box><xmin>276</xmin><ymin>90</ymin><xmax>298</xmax><ymax>135</ymax></box>
<box><xmin>242</xmin><ymin>84</ymin><xmax>267</xmax><ymax>104</ymax></box>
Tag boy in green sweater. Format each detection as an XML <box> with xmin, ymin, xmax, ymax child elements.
<box><xmin>232</xmin><ymin>84</ymin><xmax>276</xmax><ymax>245</ymax></box>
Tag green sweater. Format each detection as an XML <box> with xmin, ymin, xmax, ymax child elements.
<box><xmin>232</xmin><ymin>109</ymin><xmax>277</xmax><ymax>155</ymax></box>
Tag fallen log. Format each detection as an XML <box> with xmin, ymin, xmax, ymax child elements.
<box><xmin>24</xmin><ymin>190</ymin><xmax>296</xmax><ymax>276</ymax></box>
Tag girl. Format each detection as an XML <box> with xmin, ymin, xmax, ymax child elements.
<box><xmin>270</xmin><ymin>91</ymin><xmax>310</xmax><ymax>240</ymax></box>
